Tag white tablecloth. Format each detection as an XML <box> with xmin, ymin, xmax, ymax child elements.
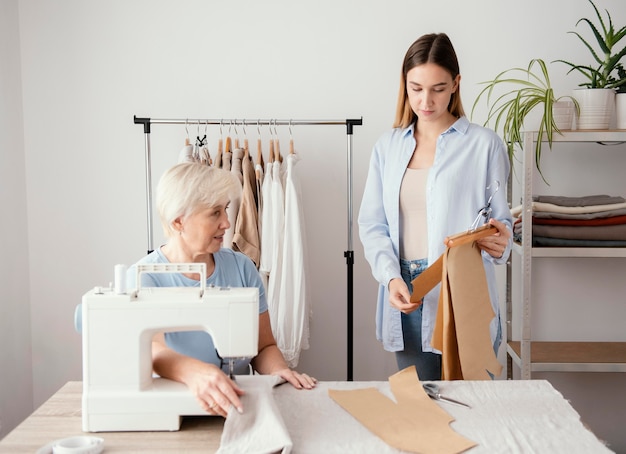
<box><xmin>267</xmin><ymin>379</ymin><xmax>611</xmax><ymax>454</ymax></box>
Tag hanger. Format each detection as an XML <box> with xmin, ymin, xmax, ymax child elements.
<box><xmin>289</xmin><ymin>120</ymin><xmax>295</xmax><ymax>155</ymax></box>
<box><xmin>241</xmin><ymin>121</ymin><xmax>250</xmax><ymax>158</ymax></box>
<box><xmin>233</xmin><ymin>120</ymin><xmax>240</xmax><ymax>150</ymax></box>
<box><xmin>184</xmin><ymin>119</ymin><xmax>190</xmax><ymax>146</ymax></box>
<box><xmin>200</xmin><ymin>120</ymin><xmax>211</xmax><ymax>166</ymax></box>
<box><xmin>268</xmin><ymin>131</ymin><xmax>275</xmax><ymax>163</ymax></box>
<box><xmin>224</xmin><ymin>120</ymin><xmax>232</xmax><ymax>155</ymax></box>
<box><xmin>192</xmin><ymin>120</ymin><xmax>203</xmax><ymax>162</ymax></box>
<box><xmin>445</xmin><ymin>180</ymin><xmax>501</xmax><ymax>248</ymax></box>
<box><xmin>444</xmin><ymin>223</ymin><xmax>498</xmax><ymax>248</ymax></box>
<box><xmin>256</xmin><ymin>120</ymin><xmax>265</xmax><ymax>167</ymax></box>
<box><xmin>272</xmin><ymin>120</ymin><xmax>282</xmax><ymax>163</ymax></box>
<box><xmin>215</xmin><ymin>120</ymin><xmax>224</xmax><ymax>165</ymax></box>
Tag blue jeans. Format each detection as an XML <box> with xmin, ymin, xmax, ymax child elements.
<box><xmin>395</xmin><ymin>258</ymin><xmax>442</xmax><ymax>381</ymax></box>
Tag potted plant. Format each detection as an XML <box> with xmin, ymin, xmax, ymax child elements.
<box><xmin>471</xmin><ymin>58</ymin><xmax>579</xmax><ymax>180</ymax></box>
<box><xmin>554</xmin><ymin>0</ymin><xmax>626</xmax><ymax>129</ymax></box>
<box><xmin>615</xmin><ymin>66</ymin><xmax>626</xmax><ymax>128</ymax></box>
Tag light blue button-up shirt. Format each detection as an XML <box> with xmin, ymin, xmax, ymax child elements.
<box><xmin>358</xmin><ymin>116</ymin><xmax>512</xmax><ymax>353</ymax></box>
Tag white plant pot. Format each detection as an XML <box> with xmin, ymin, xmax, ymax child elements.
<box><xmin>552</xmin><ymin>100</ymin><xmax>574</xmax><ymax>130</ymax></box>
<box><xmin>571</xmin><ymin>88</ymin><xmax>615</xmax><ymax>130</ymax></box>
<box><xmin>616</xmin><ymin>93</ymin><xmax>626</xmax><ymax>129</ymax></box>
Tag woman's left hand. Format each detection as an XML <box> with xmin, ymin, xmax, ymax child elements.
<box><xmin>476</xmin><ymin>218</ymin><xmax>511</xmax><ymax>259</ymax></box>
<box><xmin>274</xmin><ymin>368</ymin><xmax>317</xmax><ymax>390</ymax></box>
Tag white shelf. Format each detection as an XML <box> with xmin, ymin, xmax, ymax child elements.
<box><xmin>532</xmin><ymin>129</ymin><xmax>626</xmax><ymax>143</ymax></box>
<box><xmin>512</xmin><ymin>242</ymin><xmax>626</xmax><ymax>257</ymax></box>
<box><xmin>507</xmin><ymin>342</ymin><xmax>626</xmax><ymax>373</ymax></box>
<box><xmin>506</xmin><ymin>131</ymin><xmax>626</xmax><ymax>379</ymax></box>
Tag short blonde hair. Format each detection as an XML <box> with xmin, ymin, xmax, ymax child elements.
<box><xmin>156</xmin><ymin>163</ymin><xmax>241</xmax><ymax>237</ymax></box>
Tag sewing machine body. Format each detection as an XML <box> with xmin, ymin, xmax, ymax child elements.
<box><xmin>81</xmin><ymin>282</ymin><xmax>258</xmax><ymax>432</ymax></box>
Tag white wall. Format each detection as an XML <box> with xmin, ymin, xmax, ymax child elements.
<box><xmin>0</xmin><ymin>0</ymin><xmax>33</xmax><ymax>438</ymax></box>
<box><xmin>3</xmin><ymin>0</ymin><xmax>625</xmax><ymax>450</ymax></box>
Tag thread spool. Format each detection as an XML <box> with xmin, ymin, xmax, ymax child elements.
<box><xmin>114</xmin><ymin>264</ymin><xmax>127</xmax><ymax>294</ymax></box>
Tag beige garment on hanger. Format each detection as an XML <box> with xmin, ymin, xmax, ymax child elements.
<box><xmin>233</xmin><ymin>149</ymin><xmax>261</xmax><ymax>267</ymax></box>
<box><xmin>410</xmin><ymin>225</ymin><xmax>503</xmax><ymax>380</ymax></box>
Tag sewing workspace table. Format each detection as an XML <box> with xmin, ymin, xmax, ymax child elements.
<box><xmin>0</xmin><ymin>379</ymin><xmax>611</xmax><ymax>453</ymax></box>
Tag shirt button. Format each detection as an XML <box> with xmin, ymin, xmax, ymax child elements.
<box><xmin>410</xmin><ymin>263</ymin><xmax>417</xmax><ymax>270</ymax></box>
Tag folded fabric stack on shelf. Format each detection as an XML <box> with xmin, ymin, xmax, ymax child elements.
<box><xmin>511</xmin><ymin>194</ymin><xmax>626</xmax><ymax>247</ymax></box>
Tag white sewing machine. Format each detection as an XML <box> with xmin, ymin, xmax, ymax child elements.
<box><xmin>80</xmin><ymin>263</ymin><xmax>259</xmax><ymax>432</ymax></box>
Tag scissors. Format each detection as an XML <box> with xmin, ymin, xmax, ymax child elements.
<box><xmin>423</xmin><ymin>383</ymin><xmax>471</xmax><ymax>409</ymax></box>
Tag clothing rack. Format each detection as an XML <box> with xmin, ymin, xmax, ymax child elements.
<box><xmin>133</xmin><ymin>115</ymin><xmax>363</xmax><ymax>381</ymax></box>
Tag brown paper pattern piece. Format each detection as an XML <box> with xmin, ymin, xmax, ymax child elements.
<box><xmin>328</xmin><ymin>366</ymin><xmax>476</xmax><ymax>454</ymax></box>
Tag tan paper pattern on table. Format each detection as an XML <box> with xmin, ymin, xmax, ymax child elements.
<box><xmin>411</xmin><ymin>239</ymin><xmax>502</xmax><ymax>380</ymax></box>
<box><xmin>328</xmin><ymin>366</ymin><xmax>476</xmax><ymax>454</ymax></box>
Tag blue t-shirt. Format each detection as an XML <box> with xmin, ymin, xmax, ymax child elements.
<box><xmin>126</xmin><ymin>247</ymin><xmax>268</xmax><ymax>375</ymax></box>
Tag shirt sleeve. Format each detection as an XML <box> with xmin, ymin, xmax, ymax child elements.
<box><xmin>358</xmin><ymin>134</ymin><xmax>402</xmax><ymax>288</ymax></box>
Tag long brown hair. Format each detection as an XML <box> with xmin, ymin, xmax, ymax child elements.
<box><xmin>393</xmin><ymin>33</ymin><xmax>465</xmax><ymax>128</ymax></box>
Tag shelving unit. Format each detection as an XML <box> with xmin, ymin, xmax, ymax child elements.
<box><xmin>506</xmin><ymin>130</ymin><xmax>626</xmax><ymax>379</ymax></box>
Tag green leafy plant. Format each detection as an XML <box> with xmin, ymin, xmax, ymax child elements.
<box><xmin>471</xmin><ymin>59</ymin><xmax>579</xmax><ymax>180</ymax></box>
<box><xmin>554</xmin><ymin>0</ymin><xmax>626</xmax><ymax>90</ymax></box>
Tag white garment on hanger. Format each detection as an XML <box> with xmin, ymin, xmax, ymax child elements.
<box><xmin>177</xmin><ymin>143</ymin><xmax>194</xmax><ymax>163</ymax></box>
<box><xmin>259</xmin><ymin>161</ymin><xmax>274</xmax><ymax>289</ymax></box>
<box><xmin>277</xmin><ymin>152</ymin><xmax>309</xmax><ymax>367</ymax></box>
<box><xmin>266</xmin><ymin>161</ymin><xmax>285</xmax><ymax>338</ymax></box>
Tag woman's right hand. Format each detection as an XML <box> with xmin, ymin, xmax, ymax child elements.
<box><xmin>185</xmin><ymin>363</ymin><xmax>246</xmax><ymax>417</ymax></box>
<box><xmin>388</xmin><ymin>278</ymin><xmax>421</xmax><ymax>314</ymax></box>
<box><xmin>152</xmin><ymin>333</ymin><xmax>246</xmax><ymax>418</ymax></box>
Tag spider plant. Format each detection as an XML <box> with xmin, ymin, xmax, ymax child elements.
<box><xmin>471</xmin><ymin>58</ymin><xmax>579</xmax><ymax>181</ymax></box>
<box><xmin>554</xmin><ymin>0</ymin><xmax>626</xmax><ymax>90</ymax></box>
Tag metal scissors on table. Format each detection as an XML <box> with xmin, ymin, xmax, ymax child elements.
<box><xmin>423</xmin><ymin>383</ymin><xmax>471</xmax><ymax>409</ymax></box>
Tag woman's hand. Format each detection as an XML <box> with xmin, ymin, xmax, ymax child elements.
<box><xmin>389</xmin><ymin>277</ymin><xmax>421</xmax><ymax>314</ymax></box>
<box><xmin>185</xmin><ymin>362</ymin><xmax>245</xmax><ymax>417</ymax></box>
<box><xmin>476</xmin><ymin>218</ymin><xmax>511</xmax><ymax>259</ymax></box>
<box><xmin>152</xmin><ymin>333</ymin><xmax>245</xmax><ymax>418</ymax></box>
<box><xmin>252</xmin><ymin>311</ymin><xmax>317</xmax><ymax>390</ymax></box>
<box><xmin>273</xmin><ymin>368</ymin><xmax>317</xmax><ymax>390</ymax></box>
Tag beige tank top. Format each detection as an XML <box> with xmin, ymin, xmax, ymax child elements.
<box><xmin>400</xmin><ymin>167</ymin><xmax>429</xmax><ymax>260</ymax></box>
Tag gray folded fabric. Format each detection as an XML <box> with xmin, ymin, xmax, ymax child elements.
<box><xmin>532</xmin><ymin>236</ymin><xmax>626</xmax><ymax>247</ymax></box>
<box><xmin>533</xmin><ymin>194</ymin><xmax>625</xmax><ymax>207</ymax></box>
<box><xmin>532</xmin><ymin>223</ymin><xmax>626</xmax><ymax>241</ymax></box>
<box><xmin>218</xmin><ymin>375</ymin><xmax>292</xmax><ymax>454</ymax></box>
<box><xmin>532</xmin><ymin>207</ymin><xmax>626</xmax><ymax>220</ymax></box>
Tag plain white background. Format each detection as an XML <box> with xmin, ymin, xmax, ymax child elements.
<box><xmin>2</xmin><ymin>0</ymin><xmax>625</xmax><ymax>450</ymax></box>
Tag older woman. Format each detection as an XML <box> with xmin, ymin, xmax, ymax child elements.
<box><xmin>127</xmin><ymin>162</ymin><xmax>316</xmax><ymax>418</ymax></box>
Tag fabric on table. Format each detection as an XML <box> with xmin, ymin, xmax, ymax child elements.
<box><xmin>533</xmin><ymin>194</ymin><xmax>625</xmax><ymax>206</ymax></box>
<box><xmin>532</xmin><ymin>223</ymin><xmax>626</xmax><ymax>241</ymax></box>
<box><xmin>328</xmin><ymin>366</ymin><xmax>476</xmax><ymax>454</ymax></box>
<box><xmin>274</xmin><ymin>379</ymin><xmax>612</xmax><ymax>454</ymax></box>
<box><xmin>217</xmin><ymin>375</ymin><xmax>292</xmax><ymax>454</ymax></box>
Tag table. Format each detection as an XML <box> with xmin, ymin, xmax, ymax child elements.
<box><xmin>0</xmin><ymin>382</ymin><xmax>224</xmax><ymax>453</ymax></box>
<box><xmin>0</xmin><ymin>380</ymin><xmax>613</xmax><ymax>453</ymax></box>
